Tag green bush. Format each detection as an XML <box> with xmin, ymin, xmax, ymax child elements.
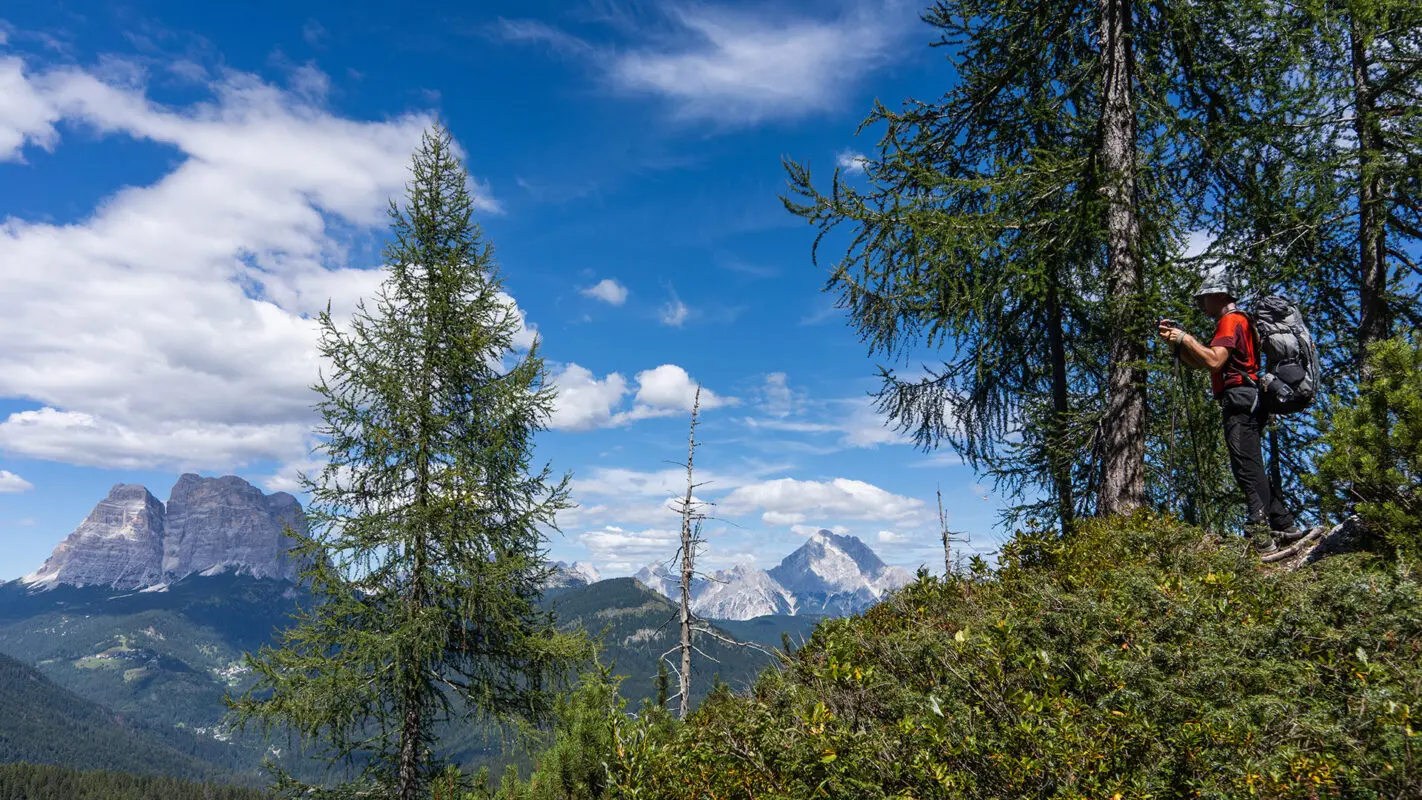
<box><xmin>1312</xmin><ymin>336</ymin><xmax>1422</xmax><ymax>566</ymax></box>
<box><xmin>624</xmin><ymin>514</ymin><xmax>1422</xmax><ymax>798</ymax></box>
<box><xmin>457</xmin><ymin>665</ymin><xmax>675</xmax><ymax>800</ymax></box>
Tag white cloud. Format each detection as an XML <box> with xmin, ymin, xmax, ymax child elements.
<box><xmin>632</xmin><ymin>364</ymin><xmax>729</xmax><ymax>412</ymax></box>
<box><xmin>739</xmin><ymin>393</ymin><xmax>911</xmax><ymax>450</ymax></box>
<box><xmin>877</xmin><ymin>529</ymin><xmax>906</xmax><ymax>544</ymax></box>
<box><xmin>577</xmin><ymin>525</ymin><xmax>679</xmax><ymax>572</ymax></box>
<box><xmin>494</xmin><ymin>18</ymin><xmax>596</xmax><ymax>58</ymax></box>
<box><xmin>580</xmin><ymin>278</ymin><xmax>629</xmax><ymax>306</ymax></box>
<box><xmin>762</xmin><ymin>510</ymin><xmax>805</xmax><ymax>525</ymax></box>
<box><xmin>838</xmin><ymin>398</ymin><xmax>912</xmax><ymax>448</ymax></box>
<box><xmin>790</xmin><ymin>523</ymin><xmax>848</xmax><ymax>537</ymax></box>
<box><xmin>606</xmin><ymin>3</ymin><xmax>914</xmax><ymax>124</ymax></box>
<box><xmin>0</xmin><ymin>57</ymin><xmax>61</xmax><ymax>161</ymax></box>
<box><xmin>721</xmin><ymin>477</ymin><xmax>925</xmax><ymax>524</ymax></box>
<box><xmin>0</xmin><ymin>53</ymin><xmax>507</xmax><ymax>475</ymax></box>
<box><xmin>836</xmin><ymin>149</ymin><xmax>869</xmax><ymax>173</ymax></box>
<box><xmin>659</xmin><ymin>293</ymin><xmax>689</xmax><ymax>327</ymax></box>
<box><xmin>762</xmin><ymin>372</ymin><xmax>794</xmax><ymax>417</ymax></box>
<box><xmin>301</xmin><ymin>19</ymin><xmax>328</xmax><ymax>48</ymax></box>
<box><xmin>548</xmin><ymin>364</ymin><xmax>630</xmax><ymax>432</ymax></box>
<box><xmin>549</xmin><ymin>363</ymin><xmax>732</xmax><ymax>431</ymax></box>
<box><xmin>0</xmin><ymin>470</ymin><xmax>34</xmax><ymax>493</ymax></box>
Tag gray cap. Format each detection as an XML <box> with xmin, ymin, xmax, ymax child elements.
<box><xmin>1193</xmin><ymin>266</ymin><xmax>1236</xmax><ymax>302</ymax></box>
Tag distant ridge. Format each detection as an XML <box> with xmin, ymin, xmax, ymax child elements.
<box><xmin>633</xmin><ymin>529</ymin><xmax>913</xmax><ymax>620</ymax></box>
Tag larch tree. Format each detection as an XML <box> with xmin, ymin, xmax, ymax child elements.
<box><xmin>784</xmin><ymin>0</ymin><xmax>1222</xmax><ymax>528</ymax></box>
<box><xmin>227</xmin><ymin>124</ymin><xmax>588</xmax><ymax>800</ymax></box>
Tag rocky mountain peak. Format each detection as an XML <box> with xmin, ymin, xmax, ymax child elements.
<box><xmin>23</xmin><ymin>474</ymin><xmax>306</xmax><ymax>591</ymax></box>
<box><xmin>632</xmin><ymin>531</ymin><xmax>914</xmax><ymax>621</ymax></box>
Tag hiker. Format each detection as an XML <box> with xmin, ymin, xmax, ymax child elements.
<box><xmin>1157</xmin><ymin>275</ymin><xmax>1307</xmax><ymax>553</ymax></box>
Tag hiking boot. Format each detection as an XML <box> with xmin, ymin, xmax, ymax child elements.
<box><xmin>1272</xmin><ymin>524</ymin><xmax>1308</xmax><ymax>544</ymax></box>
<box><xmin>1245</xmin><ymin>525</ymin><xmax>1278</xmax><ymax>554</ymax></box>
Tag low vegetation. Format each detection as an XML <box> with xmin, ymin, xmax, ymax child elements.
<box><xmin>473</xmin><ymin>512</ymin><xmax>1420</xmax><ymax>799</ymax></box>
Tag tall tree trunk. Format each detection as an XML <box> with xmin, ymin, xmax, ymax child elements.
<box><xmin>1351</xmin><ymin>16</ymin><xmax>1389</xmax><ymax>367</ymax></box>
<box><xmin>1046</xmin><ymin>272</ymin><xmax>1076</xmax><ymax>533</ymax></box>
<box><xmin>678</xmin><ymin>387</ymin><xmax>702</xmax><ymax>720</ymax></box>
<box><xmin>399</xmin><ymin>245</ymin><xmax>439</xmax><ymax>800</ymax></box>
<box><xmin>1096</xmin><ymin>0</ymin><xmax>1147</xmax><ymax>517</ymax></box>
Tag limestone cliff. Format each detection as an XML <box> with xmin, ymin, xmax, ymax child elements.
<box><xmin>22</xmin><ymin>474</ymin><xmax>305</xmax><ymax>590</ymax></box>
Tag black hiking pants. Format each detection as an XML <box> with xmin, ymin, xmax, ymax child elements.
<box><xmin>1220</xmin><ymin>388</ymin><xmax>1296</xmax><ymax>531</ymax></box>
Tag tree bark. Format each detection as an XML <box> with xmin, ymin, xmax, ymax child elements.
<box><xmin>1351</xmin><ymin>16</ymin><xmax>1390</xmax><ymax>367</ymax></box>
<box><xmin>1046</xmin><ymin>273</ymin><xmax>1076</xmax><ymax>533</ymax></box>
<box><xmin>678</xmin><ymin>387</ymin><xmax>702</xmax><ymax>720</ymax></box>
<box><xmin>1096</xmin><ymin>0</ymin><xmax>1148</xmax><ymax>517</ymax></box>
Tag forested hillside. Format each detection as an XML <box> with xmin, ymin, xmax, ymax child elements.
<box><xmin>0</xmin><ymin>763</ymin><xmax>270</xmax><ymax>800</ymax></box>
<box><xmin>0</xmin><ymin>652</ymin><xmax>226</xmax><ymax>782</ymax></box>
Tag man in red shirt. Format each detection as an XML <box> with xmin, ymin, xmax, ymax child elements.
<box><xmin>1158</xmin><ymin>277</ymin><xmax>1303</xmax><ymax>553</ymax></box>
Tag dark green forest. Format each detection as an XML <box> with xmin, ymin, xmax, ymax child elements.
<box><xmin>0</xmin><ymin>763</ymin><xmax>271</xmax><ymax>800</ymax></box>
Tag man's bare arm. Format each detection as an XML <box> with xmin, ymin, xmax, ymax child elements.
<box><xmin>1158</xmin><ymin>324</ymin><xmax>1229</xmax><ymax>371</ymax></box>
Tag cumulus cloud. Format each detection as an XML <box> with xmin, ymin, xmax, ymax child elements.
<box><xmin>548</xmin><ymin>363</ymin><xmax>731</xmax><ymax>431</ymax></box>
<box><xmin>721</xmin><ymin>477</ymin><xmax>926</xmax><ymax>524</ymax></box>
<box><xmin>836</xmin><ymin>149</ymin><xmax>869</xmax><ymax>173</ymax></box>
<box><xmin>0</xmin><ymin>52</ymin><xmax>505</xmax><ymax>476</ymax></box>
<box><xmin>576</xmin><ymin>525</ymin><xmax>679</xmax><ymax>572</ymax></box>
<box><xmin>0</xmin><ymin>470</ymin><xmax>34</xmax><ymax>493</ymax></box>
<box><xmin>548</xmin><ymin>364</ymin><xmax>630</xmax><ymax>432</ymax></box>
<box><xmin>579</xmin><ymin>278</ymin><xmax>629</xmax><ymax>306</ymax></box>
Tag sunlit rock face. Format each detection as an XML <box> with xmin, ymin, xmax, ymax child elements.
<box><xmin>23</xmin><ymin>474</ymin><xmax>305</xmax><ymax>591</ymax></box>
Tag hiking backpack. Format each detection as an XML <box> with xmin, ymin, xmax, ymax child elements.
<box><xmin>1246</xmin><ymin>295</ymin><xmax>1320</xmax><ymax>414</ymax></box>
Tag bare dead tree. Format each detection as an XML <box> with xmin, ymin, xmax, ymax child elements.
<box><xmin>937</xmin><ymin>485</ymin><xmax>968</xmax><ymax>578</ymax></box>
<box><xmin>675</xmin><ymin>385</ymin><xmax>705</xmax><ymax>719</ymax></box>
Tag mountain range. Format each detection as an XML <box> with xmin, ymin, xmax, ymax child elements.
<box><xmin>633</xmin><ymin>529</ymin><xmax>914</xmax><ymax>620</ymax></box>
<box><xmin>23</xmin><ymin>475</ymin><xmax>305</xmax><ymax>591</ymax></box>
<box><xmin>19</xmin><ymin>477</ymin><xmax>914</xmax><ymax>624</ymax></box>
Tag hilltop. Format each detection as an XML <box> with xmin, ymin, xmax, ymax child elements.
<box><xmin>497</xmin><ymin>513</ymin><xmax>1422</xmax><ymax>798</ymax></box>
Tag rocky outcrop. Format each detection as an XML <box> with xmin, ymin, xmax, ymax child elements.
<box><xmin>22</xmin><ymin>474</ymin><xmax>306</xmax><ymax>591</ymax></box>
<box><xmin>22</xmin><ymin>485</ymin><xmax>167</xmax><ymax>590</ymax></box>
<box><xmin>163</xmin><ymin>474</ymin><xmax>304</xmax><ymax>583</ymax></box>
<box><xmin>692</xmin><ymin>564</ymin><xmax>795</xmax><ymax>619</ymax></box>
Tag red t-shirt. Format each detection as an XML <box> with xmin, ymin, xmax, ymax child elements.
<box><xmin>1209</xmin><ymin>311</ymin><xmax>1260</xmax><ymax>397</ymax></box>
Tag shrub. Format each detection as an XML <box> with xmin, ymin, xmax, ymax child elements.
<box><xmin>1312</xmin><ymin>336</ymin><xmax>1422</xmax><ymax>566</ymax></box>
<box><xmin>628</xmin><ymin>514</ymin><xmax>1422</xmax><ymax>798</ymax></box>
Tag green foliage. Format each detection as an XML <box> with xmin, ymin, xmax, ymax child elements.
<box><xmin>1313</xmin><ymin>337</ymin><xmax>1422</xmax><ymax>565</ymax></box>
<box><xmin>227</xmin><ymin>124</ymin><xmax>589</xmax><ymax>799</ymax></box>
<box><xmin>0</xmin><ymin>763</ymin><xmax>271</xmax><ymax>800</ymax></box>
<box><xmin>610</xmin><ymin>514</ymin><xmax>1422</xmax><ymax>798</ymax></box>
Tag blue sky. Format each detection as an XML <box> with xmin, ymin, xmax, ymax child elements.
<box><xmin>0</xmin><ymin>0</ymin><xmax>1012</xmax><ymax>581</ymax></box>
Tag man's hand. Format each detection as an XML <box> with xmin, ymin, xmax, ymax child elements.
<box><xmin>1157</xmin><ymin>320</ymin><xmax>1187</xmax><ymax>347</ymax></box>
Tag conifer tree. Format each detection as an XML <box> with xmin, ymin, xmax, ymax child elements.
<box><xmin>228</xmin><ymin>124</ymin><xmax>587</xmax><ymax>800</ymax></box>
<box><xmin>784</xmin><ymin>0</ymin><xmax>1219</xmax><ymax>528</ymax></box>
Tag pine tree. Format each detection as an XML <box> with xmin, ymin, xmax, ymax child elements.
<box><xmin>227</xmin><ymin>124</ymin><xmax>588</xmax><ymax>800</ymax></box>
